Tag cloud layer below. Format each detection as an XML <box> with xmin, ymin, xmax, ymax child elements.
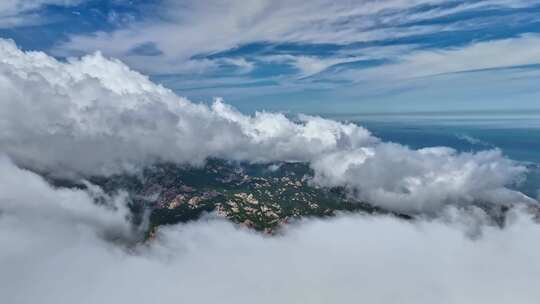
<box><xmin>1</xmin><ymin>155</ymin><xmax>540</xmax><ymax>304</ymax></box>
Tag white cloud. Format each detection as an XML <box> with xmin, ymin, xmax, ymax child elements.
<box><xmin>0</xmin><ymin>155</ymin><xmax>132</xmax><ymax>245</ymax></box>
<box><xmin>0</xmin><ymin>38</ymin><xmax>535</xmax><ymax>213</ymax></box>
<box><xmin>52</xmin><ymin>0</ymin><xmax>540</xmax><ymax>75</ymax></box>
<box><xmin>262</xmin><ymin>54</ymin><xmax>367</xmax><ymax>78</ymax></box>
<box><xmin>0</xmin><ymin>38</ymin><xmax>375</xmax><ymax>174</ymax></box>
<box><xmin>339</xmin><ymin>34</ymin><xmax>540</xmax><ymax>83</ymax></box>
<box><xmin>220</xmin><ymin>57</ymin><xmax>255</xmax><ymax>74</ymax></box>
<box><xmin>456</xmin><ymin>134</ymin><xmax>492</xmax><ymax>147</ymax></box>
<box><xmin>0</xmin><ymin>0</ymin><xmax>82</xmax><ymax>28</ymax></box>
<box><xmin>1</xmin><ymin>158</ymin><xmax>540</xmax><ymax>304</ymax></box>
<box><xmin>311</xmin><ymin>146</ymin><xmax>532</xmax><ymax>213</ymax></box>
<box><xmin>404</xmin><ymin>34</ymin><xmax>540</xmax><ymax>76</ymax></box>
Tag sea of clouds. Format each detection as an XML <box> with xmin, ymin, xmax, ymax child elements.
<box><xmin>1</xmin><ymin>38</ymin><xmax>540</xmax><ymax>303</ymax></box>
<box><xmin>1</xmin><ymin>156</ymin><xmax>540</xmax><ymax>304</ymax></box>
<box><xmin>0</xmin><ymin>38</ymin><xmax>534</xmax><ymax>213</ymax></box>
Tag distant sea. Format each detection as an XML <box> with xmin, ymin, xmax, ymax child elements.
<box><xmin>326</xmin><ymin>110</ymin><xmax>540</xmax><ymax>199</ymax></box>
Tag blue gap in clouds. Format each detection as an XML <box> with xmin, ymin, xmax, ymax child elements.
<box><xmin>204</xmin><ymin>42</ymin><xmax>343</xmax><ymax>59</ymax></box>
<box><xmin>315</xmin><ymin>59</ymin><xmax>391</xmax><ymax>78</ymax></box>
<box><xmin>392</xmin><ymin>5</ymin><xmax>540</xmax><ymax>49</ymax></box>
<box><xmin>204</xmin><ymin>12</ymin><xmax>540</xmax><ymax>72</ymax></box>
<box><xmin>0</xmin><ymin>0</ymin><xmax>148</xmax><ymax>51</ymax></box>
<box><xmin>128</xmin><ymin>42</ymin><xmax>163</xmax><ymax>56</ymax></box>
<box><xmin>402</xmin><ymin>3</ymin><xmax>540</xmax><ymax>27</ymax></box>
<box><xmin>152</xmin><ymin>73</ymin><xmax>279</xmax><ymax>92</ymax></box>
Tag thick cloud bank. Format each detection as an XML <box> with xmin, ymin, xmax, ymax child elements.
<box><xmin>0</xmin><ymin>38</ymin><xmax>534</xmax><ymax>213</ymax></box>
<box><xmin>1</xmin><ymin>156</ymin><xmax>540</xmax><ymax>304</ymax></box>
<box><xmin>1</xmin><ymin>38</ymin><xmax>540</xmax><ymax>302</ymax></box>
<box><xmin>0</xmin><ymin>156</ymin><xmax>133</xmax><ymax>243</ymax></box>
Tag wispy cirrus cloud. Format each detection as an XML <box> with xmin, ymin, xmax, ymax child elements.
<box><xmin>342</xmin><ymin>34</ymin><xmax>540</xmax><ymax>81</ymax></box>
<box><xmin>52</xmin><ymin>0</ymin><xmax>540</xmax><ymax>74</ymax></box>
<box><xmin>0</xmin><ymin>0</ymin><xmax>83</xmax><ymax>28</ymax></box>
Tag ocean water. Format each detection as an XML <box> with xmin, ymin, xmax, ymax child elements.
<box><xmin>331</xmin><ymin>111</ymin><xmax>540</xmax><ymax>199</ymax></box>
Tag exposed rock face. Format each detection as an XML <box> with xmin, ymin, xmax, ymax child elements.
<box><xmin>48</xmin><ymin>159</ymin><xmax>537</xmax><ymax>237</ymax></box>
<box><xmin>87</xmin><ymin>159</ymin><xmax>397</xmax><ymax>235</ymax></box>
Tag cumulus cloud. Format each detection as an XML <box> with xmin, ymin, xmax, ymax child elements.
<box><xmin>311</xmin><ymin>146</ymin><xmax>531</xmax><ymax>213</ymax></box>
<box><xmin>0</xmin><ymin>39</ymin><xmax>372</xmax><ymax>173</ymax></box>
<box><xmin>1</xmin><ymin>158</ymin><xmax>540</xmax><ymax>304</ymax></box>
<box><xmin>0</xmin><ymin>38</ymin><xmax>535</xmax><ymax>213</ymax></box>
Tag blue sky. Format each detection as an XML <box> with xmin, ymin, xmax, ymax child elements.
<box><xmin>1</xmin><ymin>0</ymin><xmax>540</xmax><ymax>114</ymax></box>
